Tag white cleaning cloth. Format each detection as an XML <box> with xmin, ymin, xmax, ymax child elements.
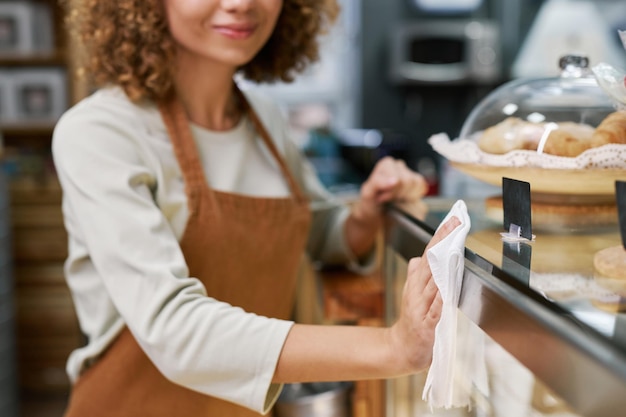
<box><xmin>422</xmin><ymin>199</ymin><xmax>484</xmax><ymax>409</ymax></box>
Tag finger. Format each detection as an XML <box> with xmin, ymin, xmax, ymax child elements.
<box><xmin>403</xmin><ymin>257</ymin><xmax>422</xmax><ymax>295</ymax></box>
<box><xmin>398</xmin><ymin>169</ymin><xmax>426</xmax><ymax>199</ymax></box>
<box><xmin>422</xmin><ymin>271</ymin><xmax>439</xmax><ymax>297</ymax></box>
<box><xmin>373</xmin><ymin>163</ymin><xmax>416</xmax><ymax>202</ymax></box>
<box><xmin>369</xmin><ymin>173</ymin><xmax>405</xmax><ymax>203</ymax></box>
<box><xmin>425</xmin><ymin>292</ymin><xmax>443</xmax><ymax>324</ymax></box>
<box><xmin>407</xmin><ymin>257</ymin><xmax>421</xmax><ymax>275</ymax></box>
<box><xmin>373</xmin><ymin>173</ymin><xmax>399</xmax><ymax>191</ymax></box>
<box><xmin>405</xmin><ymin>256</ymin><xmax>435</xmax><ymax>300</ymax></box>
<box><xmin>425</xmin><ymin>216</ymin><xmax>461</xmax><ymax>251</ymax></box>
<box><xmin>408</xmin><ymin>277</ymin><xmax>439</xmax><ymax>321</ymax></box>
<box><xmin>402</xmin><ymin>173</ymin><xmax>428</xmax><ymax>200</ymax></box>
<box><xmin>361</xmin><ymin>171</ymin><xmax>398</xmax><ymax>202</ymax></box>
<box><xmin>384</xmin><ymin>162</ymin><xmax>428</xmax><ymax>202</ymax></box>
<box><xmin>416</xmin><ymin>271</ymin><xmax>439</xmax><ymax>304</ymax></box>
<box><xmin>371</xmin><ymin>157</ymin><xmax>398</xmax><ymax>178</ymax></box>
<box><xmin>417</xmin><ymin>262</ymin><xmax>439</xmax><ymax>301</ymax></box>
<box><xmin>374</xmin><ymin>188</ymin><xmax>397</xmax><ymax>204</ymax></box>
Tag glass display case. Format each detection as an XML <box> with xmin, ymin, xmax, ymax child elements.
<box><xmin>383</xmin><ymin>198</ymin><xmax>626</xmax><ymax>417</ymax></box>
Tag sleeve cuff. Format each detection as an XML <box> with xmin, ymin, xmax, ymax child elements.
<box><xmin>321</xmin><ymin>208</ymin><xmax>378</xmax><ymax>274</ymax></box>
<box><xmin>262</xmin><ymin>383</ymin><xmax>284</xmax><ymax>414</ymax></box>
<box><xmin>253</xmin><ymin>320</ymin><xmax>295</xmax><ymax>414</ymax></box>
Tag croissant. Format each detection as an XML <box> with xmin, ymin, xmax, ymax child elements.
<box><xmin>478</xmin><ymin>117</ymin><xmax>544</xmax><ymax>154</ymax></box>
<box><xmin>591</xmin><ymin>111</ymin><xmax>626</xmax><ymax>147</ymax></box>
<box><xmin>541</xmin><ymin>122</ymin><xmax>594</xmax><ymax>157</ymax></box>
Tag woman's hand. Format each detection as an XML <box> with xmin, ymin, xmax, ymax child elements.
<box><xmin>388</xmin><ymin>215</ymin><xmax>461</xmax><ymax>373</ymax></box>
<box><xmin>345</xmin><ymin>157</ymin><xmax>429</xmax><ymax>258</ymax></box>
<box><xmin>354</xmin><ymin>156</ymin><xmax>428</xmax><ymax>223</ymax></box>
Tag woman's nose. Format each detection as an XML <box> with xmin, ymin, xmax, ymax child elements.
<box><xmin>221</xmin><ymin>0</ymin><xmax>254</xmax><ymax>12</ymax></box>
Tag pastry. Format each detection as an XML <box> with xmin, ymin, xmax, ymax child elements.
<box><xmin>478</xmin><ymin>117</ymin><xmax>544</xmax><ymax>154</ymax></box>
<box><xmin>593</xmin><ymin>246</ymin><xmax>626</xmax><ymax>305</ymax></box>
<box><xmin>484</xmin><ymin>195</ymin><xmax>618</xmax><ymax>232</ymax></box>
<box><xmin>540</xmin><ymin>122</ymin><xmax>594</xmax><ymax>157</ymax></box>
<box><xmin>591</xmin><ymin>110</ymin><xmax>626</xmax><ymax>147</ymax></box>
<box><xmin>594</xmin><ymin>245</ymin><xmax>626</xmax><ymax>280</ymax></box>
<box><xmin>478</xmin><ymin>118</ymin><xmax>595</xmax><ymax>156</ymax></box>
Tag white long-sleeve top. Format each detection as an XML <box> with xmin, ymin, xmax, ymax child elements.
<box><xmin>52</xmin><ymin>86</ymin><xmax>367</xmax><ymax>413</ymax></box>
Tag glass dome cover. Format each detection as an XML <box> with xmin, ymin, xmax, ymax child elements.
<box><xmin>429</xmin><ymin>54</ymin><xmax>626</xmax><ymax>197</ymax></box>
<box><xmin>460</xmin><ymin>55</ymin><xmax>616</xmax><ymax>143</ymax></box>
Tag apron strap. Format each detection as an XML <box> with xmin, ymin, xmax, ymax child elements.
<box><xmin>158</xmin><ymin>98</ymin><xmax>209</xmax><ymax>215</ymax></box>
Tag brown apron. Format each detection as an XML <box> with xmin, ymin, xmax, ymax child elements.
<box><xmin>64</xmin><ymin>87</ymin><xmax>312</xmax><ymax>417</ymax></box>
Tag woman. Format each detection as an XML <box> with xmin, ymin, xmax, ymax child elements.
<box><xmin>53</xmin><ymin>0</ymin><xmax>460</xmax><ymax>416</ymax></box>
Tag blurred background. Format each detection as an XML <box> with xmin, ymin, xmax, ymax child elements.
<box><xmin>0</xmin><ymin>0</ymin><xmax>625</xmax><ymax>416</ymax></box>
<box><xmin>249</xmin><ymin>0</ymin><xmax>626</xmax><ymax>199</ymax></box>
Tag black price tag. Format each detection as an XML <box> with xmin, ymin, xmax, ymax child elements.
<box><xmin>617</xmin><ymin>181</ymin><xmax>626</xmax><ymax>249</ymax></box>
<box><xmin>502</xmin><ymin>177</ymin><xmax>532</xmax><ymax>240</ymax></box>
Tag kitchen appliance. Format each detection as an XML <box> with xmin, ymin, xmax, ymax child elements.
<box><xmin>410</xmin><ymin>0</ymin><xmax>483</xmax><ymax>14</ymax></box>
<box><xmin>389</xmin><ymin>19</ymin><xmax>501</xmax><ymax>86</ymax></box>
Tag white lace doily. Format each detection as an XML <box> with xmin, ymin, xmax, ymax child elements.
<box><xmin>429</xmin><ymin>133</ymin><xmax>626</xmax><ymax>170</ymax></box>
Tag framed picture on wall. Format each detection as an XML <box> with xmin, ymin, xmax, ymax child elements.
<box><xmin>0</xmin><ymin>14</ymin><xmax>18</xmax><ymax>50</ymax></box>
<box><xmin>0</xmin><ymin>3</ymin><xmax>32</xmax><ymax>53</ymax></box>
<box><xmin>18</xmin><ymin>84</ymin><xmax>53</xmax><ymax>118</ymax></box>
<box><xmin>0</xmin><ymin>2</ymin><xmax>53</xmax><ymax>55</ymax></box>
<box><xmin>9</xmin><ymin>68</ymin><xmax>67</xmax><ymax>123</ymax></box>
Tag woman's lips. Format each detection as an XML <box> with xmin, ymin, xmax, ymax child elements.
<box><xmin>214</xmin><ymin>23</ymin><xmax>257</xmax><ymax>40</ymax></box>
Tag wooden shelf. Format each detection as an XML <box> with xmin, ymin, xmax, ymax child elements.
<box><xmin>1</xmin><ymin>122</ymin><xmax>56</xmax><ymax>136</ymax></box>
<box><xmin>0</xmin><ymin>51</ymin><xmax>67</xmax><ymax>67</ymax></box>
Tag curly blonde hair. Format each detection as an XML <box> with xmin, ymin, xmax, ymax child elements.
<box><xmin>63</xmin><ymin>0</ymin><xmax>340</xmax><ymax>102</ymax></box>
